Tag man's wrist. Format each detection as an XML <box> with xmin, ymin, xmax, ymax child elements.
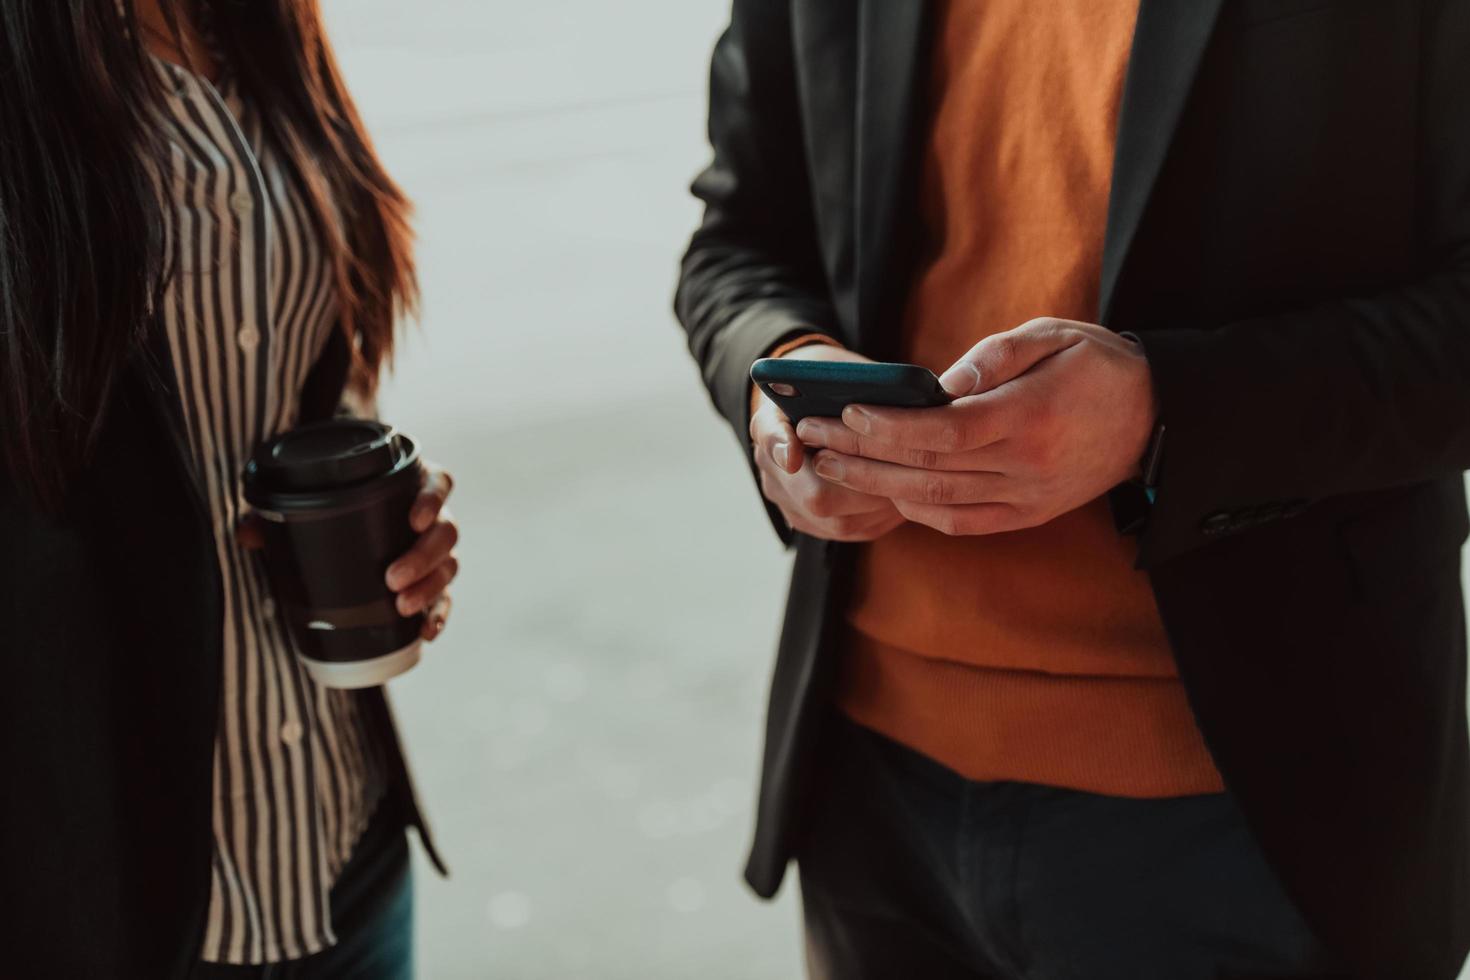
<box><xmin>1113</xmin><ymin>409</ymin><xmax>1164</xmax><ymax>533</ymax></box>
<box><xmin>770</xmin><ymin>332</ymin><xmax>844</xmax><ymax>361</ymax></box>
<box><xmin>750</xmin><ymin>332</ymin><xmax>846</xmax><ymax>419</ymax></box>
<box><xmin>1117</xmin><ymin>331</ymin><xmax>1161</xmax><ymax>485</ymax></box>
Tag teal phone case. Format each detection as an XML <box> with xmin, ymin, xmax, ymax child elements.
<box><xmin>750</xmin><ymin>358</ymin><xmax>950</xmax><ymax>424</ymax></box>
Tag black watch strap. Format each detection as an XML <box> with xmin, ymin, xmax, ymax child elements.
<box><xmin>1138</xmin><ymin>422</ymin><xmax>1166</xmax><ymax>494</ymax></box>
<box><xmin>1110</xmin><ymin>421</ymin><xmax>1167</xmax><ymax>536</ymax></box>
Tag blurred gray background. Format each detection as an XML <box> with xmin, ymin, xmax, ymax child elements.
<box><xmin>320</xmin><ymin>2</ymin><xmax>1470</xmax><ymax>978</ymax></box>
<box><xmin>321</xmin><ymin>1</ymin><xmax>802</xmax><ymax>977</ymax></box>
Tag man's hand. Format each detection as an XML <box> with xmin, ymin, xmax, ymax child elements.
<box><xmin>796</xmin><ymin>318</ymin><xmax>1157</xmax><ymax>536</ymax></box>
<box><xmin>751</xmin><ymin>343</ymin><xmax>906</xmax><ymax>542</ymax></box>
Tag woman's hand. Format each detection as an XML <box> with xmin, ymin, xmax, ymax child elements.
<box><xmin>384</xmin><ymin>464</ymin><xmax>459</xmax><ymax>641</ymax></box>
<box><xmin>237</xmin><ymin>463</ymin><xmax>460</xmax><ymax>642</ymax></box>
<box><xmin>751</xmin><ymin>344</ymin><xmax>906</xmax><ymax>542</ymax></box>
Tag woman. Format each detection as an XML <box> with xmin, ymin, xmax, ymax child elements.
<box><xmin>0</xmin><ymin>2</ymin><xmax>458</xmax><ymax>977</ymax></box>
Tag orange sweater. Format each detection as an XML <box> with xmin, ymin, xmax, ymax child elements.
<box><xmin>837</xmin><ymin>0</ymin><xmax>1223</xmax><ymax>798</ymax></box>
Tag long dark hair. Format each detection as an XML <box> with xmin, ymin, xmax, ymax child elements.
<box><xmin>0</xmin><ymin>0</ymin><xmax>417</xmax><ymax>506</ymax></box>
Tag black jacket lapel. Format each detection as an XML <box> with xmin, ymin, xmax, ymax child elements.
<box><xmin>298</xmin><ymin>325</ymin><xmax>352</xmax><ymax>423</ymax></box>
<box><xmin>1100</xmin><ymin>0</ymin><xmax>1226</xmax><ymax>323</ymax></box>
<box><xmin>854</xmin><ymin>0</ymin><xmax>927</xmax><ymax>356</ymax></box>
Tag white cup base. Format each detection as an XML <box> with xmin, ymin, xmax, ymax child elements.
<box><xmin>300</xmin><ymin>641</ymin><xmax>422</xmax><ymax>690</ymax></box>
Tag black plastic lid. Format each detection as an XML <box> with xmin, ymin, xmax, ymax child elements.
<box><xmin>245</xmin><ymin>419</ymin><xmax>409</xmax><ymax>496</ymax></box>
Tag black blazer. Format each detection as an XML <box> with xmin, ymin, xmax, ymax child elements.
<box><xmin>676</xmin><ymin>1</ymin><xmax>1470</xmax><ymax>976</ymax></box>
<box><xmin>0</xmin><ymin>329</ymin><xmax>441</xmax><ymax>980</ymax></box>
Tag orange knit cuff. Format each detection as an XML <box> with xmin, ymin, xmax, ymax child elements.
<box><xmin>750</xmin><ymin>332</ymin><xmax>846</xmax><ymax>420</ymax></box>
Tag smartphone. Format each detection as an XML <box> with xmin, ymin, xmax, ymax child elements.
<box><xmin>750</xmin><ymin>357</ymin><xmax>950</xmax><ymax>425</ymax></box>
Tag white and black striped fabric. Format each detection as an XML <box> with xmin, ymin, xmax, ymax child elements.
<box><xmin>147</xmin><ymin>56</ymin><xmax>387</xmax><ymax>965</ymax></box>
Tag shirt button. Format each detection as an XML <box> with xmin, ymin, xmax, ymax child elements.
<box><xmin>280</xmin><ymin>720</ymin><xmax>304</xmax><ymax>745</ymax></box>
<box><xmin>230</xmin><ymin>190</ymin><xmax>254</xmax><ymax>216</ymax></box>
<box><xmin>260</xmin><ymin>597</ymin><xmax>277</xmax><ymax>619</ymax></box>
<box><xmin>237</xmin><ymin>324</ymin><xmax>260</xmax><ymax>352</ymax></box>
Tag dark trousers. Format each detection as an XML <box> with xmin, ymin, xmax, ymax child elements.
<box><xmin>193</xmin><ymin>806</ymin><xmax>413</xmax><ymax>980</ymax></box>
<box><xmin>797</xmin><ymin>714</ymin><xmax>1341</xmax><ymax>980</ymax></box>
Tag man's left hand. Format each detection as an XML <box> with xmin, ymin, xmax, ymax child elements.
<box><xmin>795</xmin><ymin>318</ymin><xmax>1157</xmax><ymax>536</ymax></box>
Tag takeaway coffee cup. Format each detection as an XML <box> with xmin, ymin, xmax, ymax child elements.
<box><xmin>243</xmin><ymin>419</ymin><xmax>426</xmax><ymax>689</ymax></box>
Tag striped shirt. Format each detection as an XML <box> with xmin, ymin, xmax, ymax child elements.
<box><xmin>148</xmin><ymin>56</ymin><xmax>387</xmax><ymax>964</ymax></box>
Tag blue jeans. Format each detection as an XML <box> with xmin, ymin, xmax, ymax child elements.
<box><xmin>194</xmin><ymin>810</ymin><xmax>413</xmax><ymax>980</ymax></box>
<box><xmin>797</xmin><ymin>714</ymin><xmax>1341</xmax><ymax>980</ymax></box>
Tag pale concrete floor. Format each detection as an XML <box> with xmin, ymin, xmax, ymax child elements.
<box><xmin>321</xmin><ymin>3</ymin><xmax>1470</xmax><ymax>977</ymax></box>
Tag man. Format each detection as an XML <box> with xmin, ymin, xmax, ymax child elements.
<box><xmin>675</xmin><ymin>2</ymin><xmax>1470</xmax><ymax>978</ymax></box>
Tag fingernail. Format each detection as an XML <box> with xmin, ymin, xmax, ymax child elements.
<box><xmin>386</xmin><ymin>562</ymin><xmax>412</xmax><ymax>590</ymax></box>
<box><xmin>814</xmin><ymin>454</ymin><xmax>844</xmax><ymax>481</ymax></box>
<box><xmin>411</xmin><ymin>506</ymin><xmax>430</xmax><ymax>531</ymax></box>
<box><xmin>398</xmin><ymin>594</ymin><xmax>420</xmax><ymax>617</ymax></box>
<box><xmin>773</xmin><ymin>443</ymin><xmax>789</xmax><ymax>469</ymax></box>
<box><xmin>842</xmin><ymin>406</ymin><xmax>873</xmax><ymax>434</ymax></box>
<box><xmin>939</xmin><ymin>362</ymin><xmax>980</xmax><ymax>397</ymax></box>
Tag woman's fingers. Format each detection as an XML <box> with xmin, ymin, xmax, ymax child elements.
<box><xmin>391</xmin><ymin>460</ymin><xmax>460</xmax><ymax>618</ymax></box>
<box><xmin>421</xmin><ymin>593</ymin><xmax>452</xmax><ymax>641</ymax></box>
<box><xmin>411</xmin><ymin>467</ymin><xmax>455</xmax><ymax>533</ymax></box>
<box><xmin>386</xmin><ymin>518</ymin><xmax>460</xmax><ymax>591</ymax></box>
<box><xmin>242</xmin><ymin>460</ymin><xmax>461</xmax><ymax>625</ymax></box>
<box><xmin>396</xmin><ymin>556</ymin><xmax>459</xmax><ymax>617</ymax></box>
<box><xmin>236</xmin><ymin>512</ymin><xmax>267</xmax><ymax>551</ymax></box>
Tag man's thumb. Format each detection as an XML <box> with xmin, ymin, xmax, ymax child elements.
<box><xmin>939</xmin><ymin>319</ymin><xmax>1076</xmax><ymax>397</ymax></box>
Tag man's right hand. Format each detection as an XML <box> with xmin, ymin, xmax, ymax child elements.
<box><xmin>750</xmin><ymin>344</ymin><xmax>906</xmax><ymax>542</ymax></box>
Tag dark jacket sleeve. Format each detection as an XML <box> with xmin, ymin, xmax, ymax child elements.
<box><xmin>674</xmin><ymin>0</ymin><xmax>842</xmax><ymax>539</ymax></box>
<box><xmin>1131</xmin><ymin>0</ymin><xmax>1470</xmax><ymax>568</ymax></box>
